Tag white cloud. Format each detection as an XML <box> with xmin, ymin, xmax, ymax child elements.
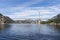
<box><xmin>7</xmin><ymin>10</ymin><xmax>38</xmax><ymax>20</ymax></box>
<box><xmin>0</xmin><ymin>2</ymin><xmax>60</xmax><ymax>21</ymax></box>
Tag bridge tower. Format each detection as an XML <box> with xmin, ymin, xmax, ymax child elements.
<box><xmin>38</xmin><ymin>11</ymin><xmax>40</xmax><ymax>33</ymax></box>
<box><xmin>38</xmin><ymin>12</ymin><xmax>40</xmax><ymax>24</ymax></box>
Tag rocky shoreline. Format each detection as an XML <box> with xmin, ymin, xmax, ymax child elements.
<box><xmin>49</xmin><ymin>22</ymin><xmax>60</xmax><ymax>25</ymax></box>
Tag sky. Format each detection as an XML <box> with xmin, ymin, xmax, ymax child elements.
<box><xmin>0</xmin><ymin>0</ymin><xmax>60</xmax><ymax>21</ymax></box>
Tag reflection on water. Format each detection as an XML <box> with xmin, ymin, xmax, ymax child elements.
<box><xmin>0</xmin><ymin>24</ymin><xmax>11</xmax><ymax>30</ymax></box>
<box><xmin>40</xmin><ymin>24</ymin><xmax>60</xmax><ymax>35</ymax></box>
<box><xmin>0</xmin><ymin>24</ymin><xmax>4</xmax><ymax>30</ymax></box>
<box><xmin>0</xmin><ymin>24</ymin><xmax>60</xmax><ymax>40</ymax></box>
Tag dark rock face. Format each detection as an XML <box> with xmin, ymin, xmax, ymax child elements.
<box><xmin>0</xmin><ymin>13</ymin><xmax>3</xmax><ymax>16</ymax></box>
<box><xmin>0</xmin><ymin>13</ymin><xmax>14</xmax><ymax>23</ymax></box>
<box><xmin>57</xmin><ymin>14</ymin><xmax>60</xmax><ymax>17</ymax></box>
<box><xmin>4</xmin><ymin>16</ymin><xmax>14</xmax><ymax>23</ymax></box>
<box><xmin>0</xmin><ymin>14</ymin><xmax>3</xmax><ymax>19</ymax></box>
<box><xmin>54</xmin><ymin>14</ymin><xmax>60</xmax><ymax>19</ymax></box>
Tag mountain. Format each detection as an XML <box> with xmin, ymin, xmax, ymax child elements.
<box><xmin>4</xmin><ymin>16</ymin><xmax>14</xmax><ymax>23</ymax></box>
<box><xmin>53</xmin><ymin>14</ymin><xmax>60</xmax><ymax>19</ymax></box>
<box><xmin>47</xmin><ymin>14</ymin><xmax>60</xmax><ymax>23</ymax></box>
<box><xmin>15</xmin><ymin>19</ymin><xmax>37</xmax><ymax>24</ymax></box>
<box><xmin>0</xmin><ymin>13</ymin><xmax>14</xmax><ymax>24</ymax></box>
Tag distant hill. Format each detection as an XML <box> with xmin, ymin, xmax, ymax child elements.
<box><xmin>15</xmin><ymin>19</ymin><xmax>37</xmax><ymax>24</ymax></box>
<box><xmin>0</xmin><ymin>13</ymin><xmax>14</xmax><ymax>24</ymax></box>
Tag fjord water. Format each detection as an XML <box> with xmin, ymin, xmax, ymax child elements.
<box><xmin>0</xmin><ymin>24</ymin><xmax>60</xmax><ymax>40</ymax></box>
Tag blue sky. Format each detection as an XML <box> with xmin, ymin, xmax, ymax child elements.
<box><xmin>0</xmin><ymin>0</ymin><xmax>60</xmax><ymax>21</ymax></box>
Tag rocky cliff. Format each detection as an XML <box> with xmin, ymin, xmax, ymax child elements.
<box><xmin>0</xmin><ymin>13</ymin><xmax>14</xmax><ymax>24</ymax></box>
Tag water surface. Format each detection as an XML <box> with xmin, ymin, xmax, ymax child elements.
<box><xmin>0</xmin><ymin>24</ymin><xmax>60</xmax><ymax>40</ymax></box>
